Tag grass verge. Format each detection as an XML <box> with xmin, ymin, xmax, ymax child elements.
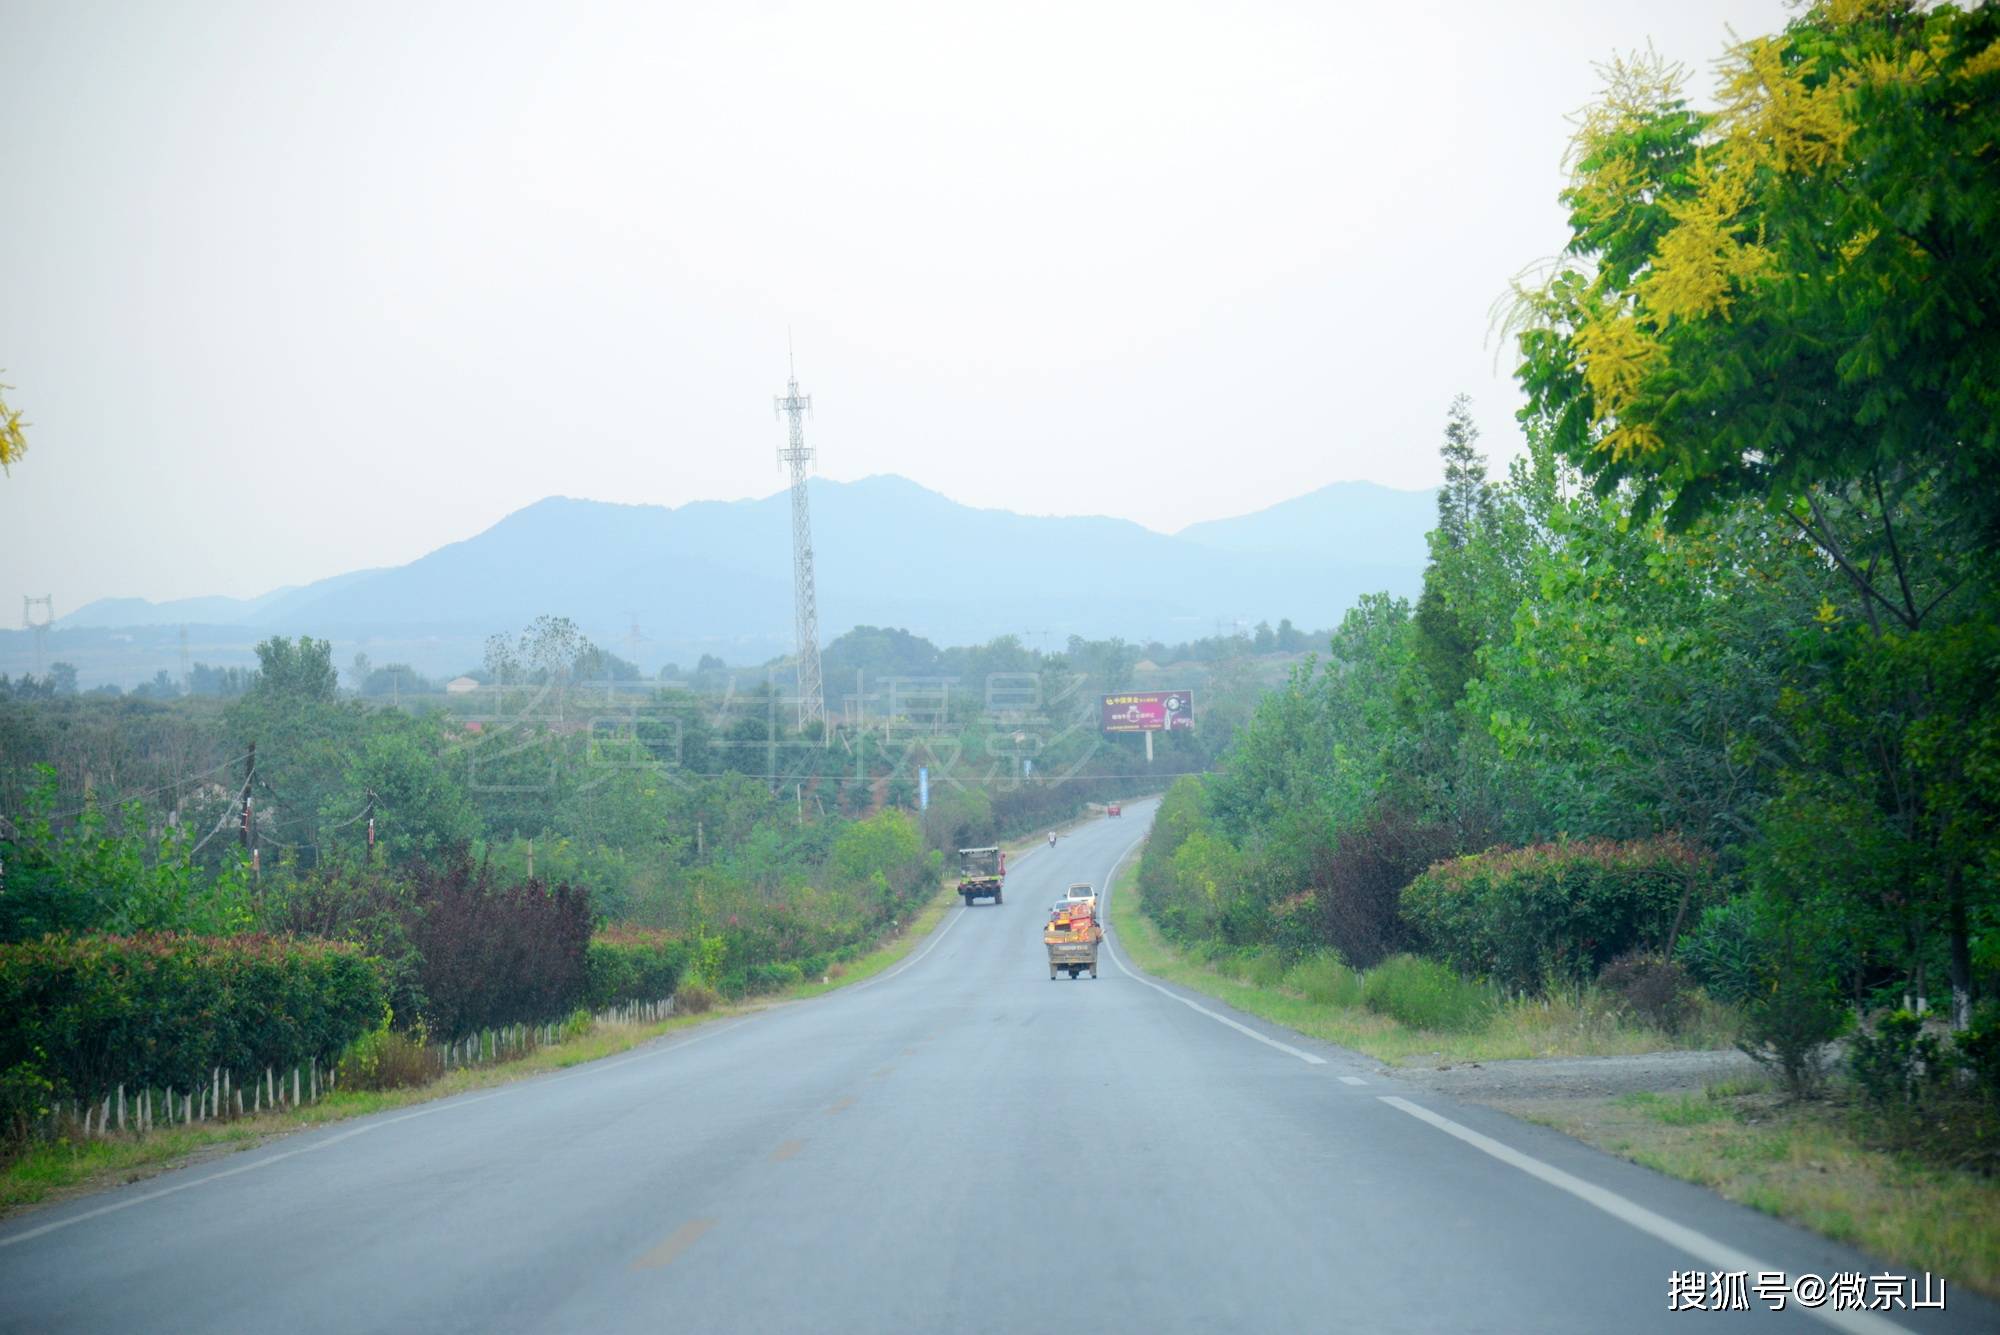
<box><xmin>1105</xmin><ymin>859</ymin><xmax>1733</xmax><ymax>1067</ymax></box>
<box><xmin>1508</xmin><ymin>1082</ymin><xmax>2000</xmax><ymax>1297</ymax></box>
<box><xmin>1</xmin><ymin>878</ymin><xmax>961</xmax><ymax>1219</ymax></box>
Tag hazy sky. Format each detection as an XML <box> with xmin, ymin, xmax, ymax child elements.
<box><xmin>1</xmin><ymin>0</ymin><xmax>1792</xmax><ymax>613</ymax></box>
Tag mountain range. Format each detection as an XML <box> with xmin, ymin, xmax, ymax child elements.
<box><xmin>9</xmin><ymin>476</ymin><xmax>1438</xmax><ymax>686</ymax></box>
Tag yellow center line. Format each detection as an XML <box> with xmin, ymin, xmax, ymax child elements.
<box><xmin>827</xmin><ymin>1096</ymin><xmax>856</xmax><ymax>1113</ymax></box>
<box><xmin>770</xmin><ymin>1139</ymin><xmax>805</xmax><ymax>1162</ymax></box>
<box><xmin>631</xmin><ymin>1218</ymin><xmax>715</xmax><ymax>1271</ymax></box>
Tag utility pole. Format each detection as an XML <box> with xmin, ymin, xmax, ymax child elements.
<box><xmin>774</xmin><ymin>347</ymin><xmax>827</xmax><ymax>732</ymax></box>
<box><xmin>238</xmin><ymin>742</ymin><xmax>257</xmax><ymax>850</ymax></box>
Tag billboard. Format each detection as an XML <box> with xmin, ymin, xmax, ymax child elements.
<box><xmin>1100</xmin><ymin>690</ymin><xmax>1194</xmax><ymax>734</ymax></box>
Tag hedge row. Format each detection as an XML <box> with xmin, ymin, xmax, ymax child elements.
<box><xmin>584</xmin><ymin>930</ymin><xmax>693</xmax><ymax>1012</ymax></box>
<box><xmin>0</xmin><ymin>934</ymin><xmax>384</xmax><ymax>1106</ymax></box>
<box><xmin>1401</xmin><ymin>835</ymin><xmax>1716</xmax><ymax>992</ymax></box>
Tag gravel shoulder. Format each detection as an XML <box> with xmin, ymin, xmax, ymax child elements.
<box><xmin>1390</xmin><ymin>1046</ymin><xmax>1762</xmax><ymax>1103</ymax></box>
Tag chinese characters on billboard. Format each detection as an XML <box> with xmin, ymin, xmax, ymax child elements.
<box><xmin>1100</xmin><ymin>690</ymin><xmax>1194</xmax><ymax>733</ymax></box>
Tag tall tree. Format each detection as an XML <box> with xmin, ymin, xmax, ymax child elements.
<box><xmin>252</xmin><ymin>637</ymin><xmax>338</xmax><ymax>702</ymax></box>
<box><xmin>1513</xmin><ymin>0</ymin><xmax>2000</xmax><ymax>625</ymax></box>
<box><xmin>1513</xmin><ymin>0</ymin><xmax>2000</xmax><ymax>1023</ymax></box>
<box><xmin>1435</xmin><ymin>393</ymin><xmax>1490</xmax><ymax>551</ymax></box>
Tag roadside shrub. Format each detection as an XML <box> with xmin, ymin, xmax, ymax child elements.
<box><xmin>1361</xmin><ymin>955</ymin><xmax>1495</xmax><ymax>1033</ymax></box>
<box><xmin>738</xmin><ymin>961</ymin><xmax>804</xmax><ymax>995</ymax></box>
<box><xmin>1244</xmin><ymin>949</ymin><xmax>1289</xmax><ymax>989</ymax></box>
<box><xmin>561</xmin><ymin>1008</ymin><xmax>594</xmax><ymax>1042</ymax></box>
<box><xmin>0</xmin><ymin>933</ymin><xmax>384</xmax><ymax>1110</ymax></box>
<box><xmin>1738</xmin><ymin>944</ymin><xmax>1848</xmax><ymax>1100</ymax></box>
<box><xmin>1306</xmin><ymin>803</ymin><xmax>1463</xmax><ymax>968</ymax></box>
<box><xmin>1849</xmin><ymin>1010</ymin><xmax>1949</xmax><ymax>1108</ymax></box>
<box><xmin>1402</xmin><ymin>835</ymin><xmax>1716</xmax><ymax>993</ymax></box>
<box><xmin>337</xmin><ymin>1016</ymin><xmax>442</xmax><ymax>1092</ymax></box>
<box><xmin>585</xmin><ymin>930</ymin><xmax>689</xmax><ymax>1012</ymax></box>
<box><xmin>408</xmin><ymin>860</ymin><xmax>591</xmax><ymax>1039</ymax></box>
<box><xmin>1599</xmin><ymin>951</ymin><xmax>1694</xmax><ymax>1033</ymax></box>
<box><xmin>1284</xmin><ymin>954</ymin><xmax>1362</xmax><ymax>1008</ymax></box>
<box><xmin>0</xmin><ymin>1058</ymin><xmax>55</xmax><ymax>1158</ymax></box>
<box><xmin>674</xmin><ymin>978</ymin><xmax>719</xmax><ymax>1016</ymax></box>
<box><xmin>1676</xmin><ymin>898</ymin><xmax>1769</xmax><ymax>1007</ymax></box>
<box><xmin>1960</xmin><ymin>1007</ymin><xmax>2000</xmax><ymax>1111</ymax></box>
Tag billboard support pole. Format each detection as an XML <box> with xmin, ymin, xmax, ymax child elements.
<box><xmin>1145</xmin><ymin>730</ymin><xmax>1153</xmax><ymax>765</ymax></box>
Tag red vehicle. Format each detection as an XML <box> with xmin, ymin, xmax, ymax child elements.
<box><xmin>1107</xmin><ymin>803</ymin><xmax>1122</xmax><ymax>818</ymax></box>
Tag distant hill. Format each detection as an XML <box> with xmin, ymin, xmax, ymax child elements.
<box><xmin>1178</xmin><ymin>481</ymin><xmax>1436</xmax><ymax>564</ymax></box>
<box><xmin>13</xmin><ymin>475</ymin><xmax>1437</xmax><ymax>687</ymax></box>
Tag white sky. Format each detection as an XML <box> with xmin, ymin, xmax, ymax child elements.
<box><xmin>0</xmin><ymin>0</ymin><xmax>1792</xmax><ymax>613</ymax></box>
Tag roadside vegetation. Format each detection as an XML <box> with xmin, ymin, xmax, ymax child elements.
<box><xmin>1130</xmin><ymin>0</ymin><xmax>2000</xmax><ymax>1223</ymax></box>
<box><xmin>2</xmin><ymin>589</ymin><xmax>1273</xmax><ymax>1179</ymax></box>
<box><xmin>1516</xmin><ymin>1078</ymin><xmax>2000</xmax><ymax>1297</ymax></box>
<box><xmin>1111</xmin><ymin>862</ymin><xmax>1736</xmax><ymax>1066</ymax></box>
<box><xmin>0</xmin><ymin>614</ymin><xmax>1202</xmax><ymax>1171</ymax></box>
<box><xmin>0</xmin><ymin>874</ymin><xmax>959</xmax><ymax>1217</ymax></box>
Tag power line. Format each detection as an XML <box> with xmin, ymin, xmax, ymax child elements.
<box><xmin>5</xmin><ymin>748</ymin><xmax>256</xmax><ymax>830</ymax></box>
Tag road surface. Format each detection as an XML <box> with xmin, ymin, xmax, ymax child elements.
<box><xmin>3</xmin><ymin>801</ymin><xmax>1993</xmax><ymax>1333</ymax></box>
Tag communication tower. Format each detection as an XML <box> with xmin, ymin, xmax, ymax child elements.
<box><xmin>774</xmin><ymin>351</ymin><xmax>826</xmax><ymax>731</ymax></box>
<box><xmin>21</xmin><ymin>595</ymin><xmax>53</xmax><ymax>677</ymax></box>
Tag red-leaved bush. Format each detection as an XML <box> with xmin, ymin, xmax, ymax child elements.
<box><xmin>408</xmin><ymin>860</ymin><xmax>591</xmax><ymax>1040</ymax></box>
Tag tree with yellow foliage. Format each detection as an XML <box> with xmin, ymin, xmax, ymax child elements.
<box><xmin>1515</xmin><ymin>0</ymin><xmax>2000</xmax><ymax>632</ymax></box>
<box><xmin>0</xmin><ymin>375</ymin><xmax>26</xmax><ymax>473</ymax></box>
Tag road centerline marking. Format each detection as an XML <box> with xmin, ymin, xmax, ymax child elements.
<box><xmin>769</xmin><ymin>1139</ymin><xmax>805</xmax><ymax>1162</ymax></box>
<box><xmin>632</xmin><ymin>1218</ymin><xmax>715</xmax><ymax>1271</ymax></box>
<box><xmin>1377</xmin><ymin>1096</ymin><xmax>1913</xmax><ymax>1335</ymax></box>
<box><xmin>826</xmin><ymin>1096</ymin><xmax>856</xmax><ymax>1114</ymax></box>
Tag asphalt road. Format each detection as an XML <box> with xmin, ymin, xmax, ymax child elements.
<box><xmin>4</xmin><ymin>800</ymin><xmax>1994</xmax><ymax>1333</ymax></box>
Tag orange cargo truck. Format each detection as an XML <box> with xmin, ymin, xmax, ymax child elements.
<box><xmin>1045</xmin><ymin>902</ymin><xmax>1101</xmax><ymax>980</ymax></box>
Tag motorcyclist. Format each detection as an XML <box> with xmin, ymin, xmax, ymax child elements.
<box><xmin>1047</xmin><ymin>831</ymin><xmax>1057</xmax><ymax>848</ymax></box>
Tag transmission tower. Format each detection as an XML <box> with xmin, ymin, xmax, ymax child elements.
<box><xmin>774</xmin><ymin>352</ymin><xmax>826</xmax><ymax>732</ymax></box>
<box><xmin>21</xmin><ymin>595</ymin><xmax>53</xmax><ymax>677</ymax></box>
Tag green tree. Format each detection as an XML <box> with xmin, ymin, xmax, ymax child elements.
<box><xmin>1514</xmin><ymin>1</ymin><xmax>2000</xmax><ymax>620</ymax></box>
<box><xmin>1435</xmin><ymin>393</ymin><xmax>1491</xmax><ymax>552</ymax></box>
<box><xmin>1513</xmin><ymin>0</ymin><xmax>2000</xmax><ymax>1024</ymax></box>
<box><xmin>252</xmin><ymin>637</ymin><xmax>338</xmax><ymax>702</ymax></box>
<box><xmin>325</xmin><ymin>729</ymin><xmax>477</xmax><ymax>866</ymax></box>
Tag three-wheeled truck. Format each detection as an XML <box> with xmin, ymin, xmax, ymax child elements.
<box><xmin>1045</xmin><ymin>903</ymin><xmax>1101</xmax><ymax>979</ymax></box>
<box><xmin>956</xmin><ymin>846</ymin><xmax>1005</xmax><ymax>906</ymax></box>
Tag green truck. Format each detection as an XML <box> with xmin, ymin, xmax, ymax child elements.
<box><xmin>956</xmin><ymin>846</ymin><xmax>1005</xmax><ymax>906</ymax></box>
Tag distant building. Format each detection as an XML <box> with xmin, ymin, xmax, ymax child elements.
<box><xmin>445</xmin><ymin>675</ymin><xmax>480</xmax><ymax>695</ymax></box>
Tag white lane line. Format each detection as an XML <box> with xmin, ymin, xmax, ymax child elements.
<box><xmin>1377</xmin><ymin>1096</ymin><xmax>1914</xmax><ymax>1335</ymax></box>
<box><xmin>845</xmin><ymin>891</ymin><xmax>970</xmax><ymax>992</ymax></box>
<box><xmin>0</xmin><ymin>1088</ymin><xmax>501</xmax><ymax>1248</ymax></box>
<box><xmin>1339</xmin><ymin>1076</ymin><xmax>1368</xmax><ymax>1086</ymax></box>
<box><xmin>1099</xmin><ymin>831</ymin><xmax>1327</xmax><ymax>1067</ymax></box>
<box><xmin>1</xmin><ymin>817</ymin><xmax>1120</xmax><ymax>1248</ymax></box>
<box><xmin>0</xmin><ymin>1014</ymin><xmax>760</xmax><ymax>1249</ymax></box>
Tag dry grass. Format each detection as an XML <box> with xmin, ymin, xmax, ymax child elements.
<box><xmin>1512</xmin><ymin>1082</ymin><xmax>2000</xmax><ymax>1298</ymax></box>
